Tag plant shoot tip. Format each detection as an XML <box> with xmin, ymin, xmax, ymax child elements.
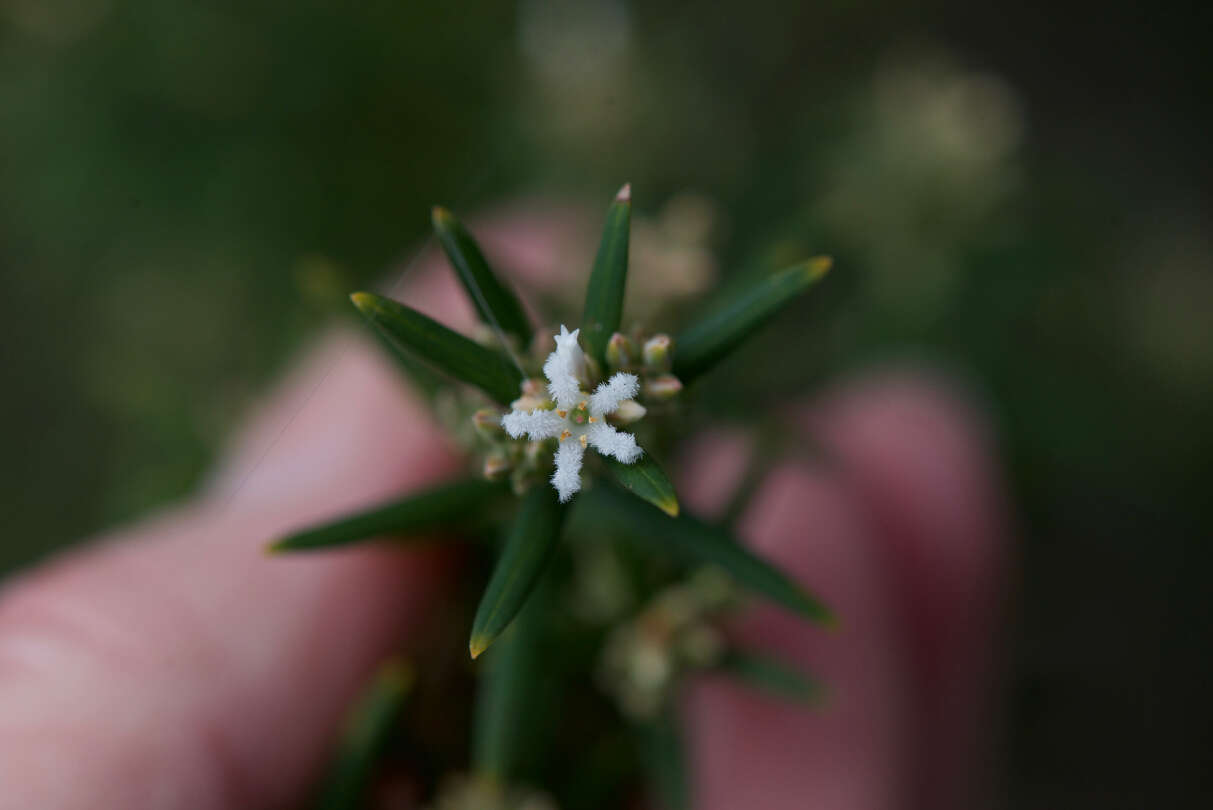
<box><xmin>806</xmin><ymin>255</ymin><xmax>833</xmax><ymax>279</ymax></box>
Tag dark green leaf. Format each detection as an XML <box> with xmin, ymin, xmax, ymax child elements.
<box><xmin>601</xmin><ymin>449</ymin><xmax>679</xmax><ymax>517</ymax></box>
<box><xmin>472</xmin><ymin>568</ymin><xmax>552</xmax><ymax>779</ymax></box>
<box><xmin>469</xmin><ymin>487</ymin><xmax>567</xmax><ymax>658</ymax></box>
<box><xmin>367</xmin><ymin>326</ymin><xmax>446</xmax><ymax>402</ymax></box>
<box><xmin>591</xmin><ymin>486</ymin><xmax>834</xmax><ymax>625</ymax></box>
<box><xmin>640</xmin><ymin>710</ymin><xmax>689</xmax><ymax>810</ymax></box>
<box><xmin>314</xmin><ymin>657</ymin><xmax>413</xmax><ymax>810</ymax></box>
<box><xmin>673</xmin><ymin>256</ymin><xmax>832</xmax><ymax>383</ymax></box>
<box><xmin>718</xmin><ymin>650</ymin><xmax>823</xmax><ymax>704</ymax></box>
<box><xmin>432</xmin><ymin>206</ymin><xmax>533</xmax><ymax>346</ymax></box>
<box><xmin>351</xmin><ymin>291</ymin><xmax>523</xmax><ymax>404</ymax></box>
<box><xmin>581</xmin><ymin>184</ymin><xmax>632</xmax><ymax>364</ymax></box>
<box><xmin>269</xmin><ymin>479</ymin><xmax>503</xmax><ymax>553</ymax></box>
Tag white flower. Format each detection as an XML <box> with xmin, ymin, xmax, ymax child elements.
<box><xmin>502</xmin><ymin>325</ymin><xmax>643</xmax><ymax>502</ymax></box>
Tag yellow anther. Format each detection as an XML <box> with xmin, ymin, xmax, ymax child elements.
<box><xmin>588</xmin><ymin>416</ymin><xmax>597</xmax><ymax>423</ymax></box>
<box><xmin>556</xmin><ymin>409</ymin><xmax>567</xmax><ymax>418</ymax></box>
<box><xmin>559</xmin><ymin>430</ymin><xmax>571</xmax><ymax>442</ymax></box>
<box><xmin>579</xmin><ymin>434</ymin><xmax>588</xmax><ymax>448</ymax></box>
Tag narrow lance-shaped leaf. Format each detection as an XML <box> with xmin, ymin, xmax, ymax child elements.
<box><xmin>581</xmin><ymin>183</ymin><xmax>632</xmax><ymax>365</ymax></box>
<box><xmin>717</xmin><ymin>650</ymin><xmax>823</xmax><ymax>704</ymax></box>
<box><xmin>469</xmin><ymin>487</ymin><xmax>567</xmax><ymax>658</ymax></box>
<box><xmin>351</xmin><ymin>291</ymin><xmax>523</xmax><ymax>405</ymax></box>
<box><xmin>314</xmin><ymin>657</ymin><xmax>414</xmax><ymax>810</ymax></box>
<box><xmin>367</xmin><ymin>326</ymin><xmax>446</xmax><ymax>403</ymax></box>
<box><xmin>600</xmin><ymin>449</ymin><xmax>679</xmax><ymax>517</ymax></box>
<box><xmin>673</xmin><ymin>256</ymin><xmax>832</xmax><ymax>383</ymax></box>
<box><xmin>472</xmin><ymin>572</ymin><xmax>551</xmax><ymax>780</ymax></box>
<box><xmin>269</xmin><ymin>478</ymin><xmax>503</xmax><ymax>553</ymax></box>
<box><xmin>590</xmin><ymin>485</ymin><xmax>834</xmax><ymax>625</ymax></box>
<box><xmin>432</xmin><ymin>206</ymin><xmax>533</xmax><ymax>346</ymax></box>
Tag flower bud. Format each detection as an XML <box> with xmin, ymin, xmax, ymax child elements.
<box><xmin>642</xmin><ymin>334</ymin><xmax>673</xmax><ymax>372</ymax></box>
<box><xmin>644</xmin><ymin>373</ymin><xmax>683</xmax><ymax>401</ymax></box>
<box><xmin>609</xmin><ymin>399</ymin><xmax>647</xmax><ymax>424</ymax></box>
<box><xmin>511</xmin><ymin>378</ymin><xmax>553</xmax><ymax>412</ymax></box>
<box><xmin>472</xmin><ymin>408</ymin><xmax>505</xmax><ymax>439</ymax></box>
<box><xmin>483</xmin><ymin>452</ymin><xmax>512</xmax><ymax>481</ymax></box>
<box><xmin>520</xmin><ymin>377</ymin><xmax>546</xmax><ymax>398</ymax></box>
<box><xmin>605</xmin><ymin>332</ymin><xmax>635</xmax><ymax>371</ymax></box>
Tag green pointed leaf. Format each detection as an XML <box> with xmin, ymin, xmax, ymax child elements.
<box><xmin>640</xmin><ymin>710</ymin><xmax>689</xmax><ymax>810</ymax></box>
<box><xmin>269</xmin><ymin>479</ymin><xmax>503</xmax><ymax>553</ymax></box>
<box><xmin>592</xmin><ymin>486</ymin><xmax>834</xmax><ymax>625</ymax></box>
<box><xmin>718</xmin><ymin>651</ymin><xmax>823</xmax><ymax>704</ymax></box>
<box><xmin>673</xmin><ymin>256</ymin><xmax>832</xmax><ymax>383</ymax></box>
<box><xmin>581</xmin><ymin>183</ymin><xmax>632</xmax><ymax>364</ymax></box>
<box><xmin>432</xmin><ymin>206</ymin><xmax>533</xmax><ymax>346</ymax></box>
<box><xmin>470</xmin><ymin>487</ymin><xmax>567</xmax><ymax>658</ymax></box>
<box><xmin>472</xmin><ymin>573</ymin><xmax>551</xmax><ymax>780</ymax></box>
<box><xmin>368</xmin><ymin>326</ymin><xmax>446</xmax><ymax>402</ymax></box>
<box><xmin>351</xmin><ymin>291</ymin><xmax>523</xmax><ymax>404</ymax></box>
<box><xmin>314</xmin><ymin>657</ymin><xmax>413</xmax><ymax>810</ymax></box>
<box><xmin>600</xmin><ymin>449</ymin><xmax>679</xmax><ymax>517</ymax></box>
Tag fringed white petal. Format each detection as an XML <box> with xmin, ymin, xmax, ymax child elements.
<box><xmin>589</xmin><ymin>372</ymin><xmax>640</xmax><ymax>417</ymax></box>
<box><xmin>502</xmin><ymin>409</ymin><xmax>565</xmax><ymax>440</ymax></box>
<box><xmin>543</xmin><ymin>354</ymin><xmax>581</xmax><ymax>410</ymax></box>
<box><xmin>544</xmin><ymin>325</ymin><xmax>586</xmax><ymax>410</ymax></box>
<box><xmin>551</xmin><ymin>439</ymin><xmax>585</xmax><ymax>502</ymax></box>
<box><xmin>587</xmin><ymin>422</ymin><xmax>642</xmax><ymax>463</ymax></box>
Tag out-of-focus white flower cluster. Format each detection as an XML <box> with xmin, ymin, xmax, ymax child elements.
<box><xmin>816</xmin><ymin>52</ymin><xmax>1025</xmax><ymax>323</ymax></box>
<box><xmin>597</xmin><ymin>568</ymin><xmax>737</xmax><ymax>720</ymax></box>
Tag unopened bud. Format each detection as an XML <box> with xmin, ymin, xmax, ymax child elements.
<box><xmin>605</xmin><ymin>332</ymin><xmax>635</xmax><ymax>371</ymax></box>
<box><xmin>483</xmin><ymin>452</ymin><xmax>512</xmax><ymax>481</ymax></box>
<box><xmin>642</xmin><ymin>334</ymin><xmax>673</xmax><ymax>372</ymax></box>
<box><xmin>510</xmin><ymin>378</ymin><xmax>553</xmax><ymax>412</ymax></box>
<box><xmin>610</xmin><ymin>399</ymin><xmax>647</xmax><ymax>424</ymax></box>
<box><xmin>644</xmin><ymin>373</ymin><xmax>683</xmax><ymax>401</ymax></box>
<box><xmin>472</xmin><ymin>408</ymin><xmax>505</xmax><ymax>439</ymax></box>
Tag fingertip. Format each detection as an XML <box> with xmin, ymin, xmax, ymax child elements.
<box><xmin>687</xmin><ymin>464</ymin><xmax>908</xmax><ymax>810</ymax></box>
<box><xmin>805</xmin><ymin>369</ymin><xmax>1010</xmax><ymax>809</ymax></box>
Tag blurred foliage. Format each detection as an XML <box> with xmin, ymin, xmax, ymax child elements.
<box><xmin>1</xmin><ymin>0</ymin><xmax>1210</xmax><ymax>806</ymax></box>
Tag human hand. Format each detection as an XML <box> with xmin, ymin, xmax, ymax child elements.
<box><xmin>0</xmin><ymin>209</ymin><xmax>1007</xmax><ymax>809</ymax></box>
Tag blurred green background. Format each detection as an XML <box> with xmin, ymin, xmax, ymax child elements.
<box><xmin>2</xmin><ymin>0</ymin><xmax>1209</xmax><ymax>805</ymax></box>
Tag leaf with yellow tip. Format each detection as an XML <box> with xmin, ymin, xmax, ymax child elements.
<box><xmin>469</xmin><ymin>487</ymin><xmax>567</xmax><ymax>659</ymax></box>
<box><xmin>673</xmin><ymin>256</ymin><xmax>832</xmax><ymax>383</ymax></box>
<box><xmin>472</xmin><ymin>573</ymin><xmax>552</xmax><ymax>780</ymax></box>
<box><xmin>351</xmin><ymin>291</ymin><xmax>523</xmax><ymax>404</ymax></box>
<box><xmin>268</xmin><ymin>478</ymin><xmax>502</xmax><ymax>553</ymax></box>
<box><xmin>600</xmin><ymin>450</ymin><xmax>679</xmax><ymax>517</ymax></box>
<box><xmin>581</xmin><ymin>183</ymin><xmax>633</xmax><ymax>365</ymax></box>
<box><xmin>589</xmin><ymin>486</ymin><xmax>834</xmax><ymax>625</ymax></box>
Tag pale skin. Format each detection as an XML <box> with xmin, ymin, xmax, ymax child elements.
<box><xmin>0</xmin><ymin>209</ymin><xmax>1007</xmax><ymax>809</ymax></box>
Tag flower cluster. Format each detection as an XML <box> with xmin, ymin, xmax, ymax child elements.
<box><xmin>502</xmin><ymin>326</ymin><xmax>643</xmax><ymax>501</ymax></box>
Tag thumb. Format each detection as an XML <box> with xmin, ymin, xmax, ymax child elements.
<box><xmin>0</xmin><ymin>208</ymin><xmax>576</xmax><ymax>809</ymax></box>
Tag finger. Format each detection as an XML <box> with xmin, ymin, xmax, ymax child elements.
<box><xmin>807</xmin><ymin>371</ymin><xmax>1009</xmax><ymax>810</ymax></box>
<box><xmin>0</xmin><ymin>211</ymin><xmax>574</xmax><ymax>809</ymax></box>
<box><xmin>683</xmin><ymin>461</ymin><xmax>909</xmax><ymax>809</ymax></box>
<box><xmin>679</xmin><ymin>371</ymin><xmax>1007</xmax><ymax>810</ymax></box>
